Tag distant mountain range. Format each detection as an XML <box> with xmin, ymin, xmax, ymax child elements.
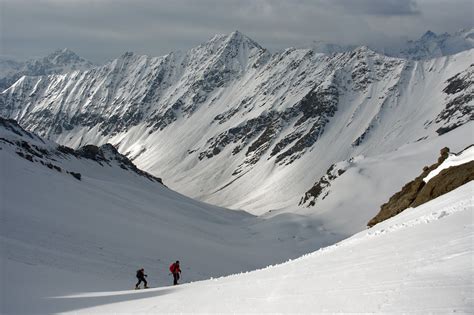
<box><xmin>0</xmin><ymin>29</ymin><xmax>472</xmax><ymax>216</ymax></box>
<box><xmin>300</xmin><ymin>28</ymin><xmax>474</xmax><ymax>59</ymax></box>
<box><xmin>393</xmin><ymin>28</ymin><xmax>474</xmax><ymax>60</ymax></box>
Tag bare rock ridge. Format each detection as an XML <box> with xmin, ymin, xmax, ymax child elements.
<box><xmin>367</xmin><ymin>146</ymin><xmax>474</xmax><ymax>227</ymax></box>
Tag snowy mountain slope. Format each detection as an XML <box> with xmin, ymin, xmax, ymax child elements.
<box><xmin>293</xmin><ymin>122</ymin><xmax>473</xmax><ymax>236</ymax></box>
<box><xmin>0</xmin><ymin>117</ymin><xmax>345</xmax><ymax>314</ymax></box>
<box><xmin>42</xmin><ymin>182</ymin><xmax>474</xmax><ymax>314</ymax></box>
<box><xmin>0</xmin><ymin>48</ymin><xmax>93</xmax><ymax>92</ymax></box>
<box><xmin>0</xmin><ymin>32</ymin><xmax>472</xmax><ymax>215</ymax></box>
<box><xmin>393</xmin><ymin>28</ymin><xmax>474</xmax><ymax>60</ymax></box>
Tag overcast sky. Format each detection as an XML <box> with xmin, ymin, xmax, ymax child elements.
<box><xmin>0</xmin><ymin>0</ymin><xmax>472</xmax><ymax>62</ymax></box>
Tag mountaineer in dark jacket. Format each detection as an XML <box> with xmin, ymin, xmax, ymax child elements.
<box><xmin>135</xmin><ymin>268</ymin><xmax>148</xmax><ymax>289</ymax></box>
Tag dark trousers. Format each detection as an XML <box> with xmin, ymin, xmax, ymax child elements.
<box><xmin>173</xmin><ymin>272</ymin><xmax>180</xmax><ymax>285</ymax></box>
<box><xmin>136</xmin><ymin>277</ymin><xmax>147</xmax><ymax>288</ymax></box>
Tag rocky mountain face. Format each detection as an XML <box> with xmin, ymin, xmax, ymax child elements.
<box><xmin>435</xmin><ymin>63</ymin><xmax>474</xmax><ymax>134</ymax></box>
<box><xmin>0</xmin><ymin>48</ymin><xmax>93</xmax><ymax>91</ymax></box>
<box><xmin>299</xmin><ymin>158</ymin><xmax>354</xmax><ymax>207</ymax></box>
<box><xmin>0</xmin><ymin>31</ymin><xmax>473</xmax><ymax>214</ymax></box>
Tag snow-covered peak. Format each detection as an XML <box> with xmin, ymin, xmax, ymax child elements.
<box><xmin>27</xmin><ymin>48</ymin><xmax>94</xmax><ymax>71</ymax></box>
<box><xmin>189</xmin><ymin>30</ymin><xmax>267</xmax><ymax>72</ymax></box>
<box><xmin>42</xmin><ymin>48</ymin><xmax>90</xmax><ymax>66</ymax></box>
<box><xmin>0</xmin><ymin>48</ymin><xmax>94</xmax><ymax>91</ymax></box>
<box><xmin>202</xmin><ymin>31</ymin><xmax>263</xmax><ymax>52</ymax></box>
<box><xmin>227</xmin><ymin>30</ymin><xmax>263</xmax><ymax>50</ymax></box>
<box><xmin>420</xmin><ymin>30</ymin><xmax>437</xmax><ymax>41</ymax></box>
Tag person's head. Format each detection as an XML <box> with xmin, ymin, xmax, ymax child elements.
<box><xmin>141</xmin><ymin>268</ymin><xmax>144</xmax><ymax>271</ymax></box>
<box><xmin>176</xmin><ymin>260</ymin><xmax>179</xmax><ymax>264</ymax></box>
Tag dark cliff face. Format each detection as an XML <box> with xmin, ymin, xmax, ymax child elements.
<box><xmin>435</xmin><ymin>65</ymin><xmax>474</xmax><ymax>135</ymax></box>
<box><xmin>367</xmin><ymin>146</ymin><xmax>474</xmax><ymax>227</ymax></box>
<box><xmin>299</xmin><ymin>162</ymin><xmax>347</xmax><ymax>207</ymax></box>
<box><xmin>76</xmin><ymin>143</ymin><xmax>164</xmax><ymax>184</ymax></box>
<box><xmin>198</xmin><ymin>82</ymin><xmax>339</xmax><ymax>171</ymax></box>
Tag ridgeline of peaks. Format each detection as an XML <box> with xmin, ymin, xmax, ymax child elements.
<box><xmin>300</xmin><ymin>28</ymin><xmax>474</xmax><ymax>59</ymax></box>
<box><xmin>394</xmin><ymin>28</ymin><xmax>474</xmax><ymax>60</ymax></box>
<box><xmin>0</xmin><ymin>30</ymin><xmax>473</xmax><ymax>213</ymax></box>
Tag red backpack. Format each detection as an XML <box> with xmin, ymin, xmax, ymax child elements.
<box><xmin>169</xmin><ymin>263</ymin><xmax>175</xmax><ymax>273</ymax></box>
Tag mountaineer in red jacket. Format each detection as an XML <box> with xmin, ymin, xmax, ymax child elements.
<box><xmin>169</xmin><ymin>260</ymin><xmax>181</xmax><ymax>285</ymax></box>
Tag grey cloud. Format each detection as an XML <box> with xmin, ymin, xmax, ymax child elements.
<box><xmin>0</xmin><ymin>0</ymin><xmax>472</xmax><ymax>62</ymax></box>
<box><xmin>329</xmin><ymin>0</ymin><xmax>420</xmax><ymax>16</ymax></box>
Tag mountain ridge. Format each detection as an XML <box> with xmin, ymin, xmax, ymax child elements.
<box><xmin>1</xmin><ymin>31</ymin><xmax>472</xmax><ymax>214</ymax></box>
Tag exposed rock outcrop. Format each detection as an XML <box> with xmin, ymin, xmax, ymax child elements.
<box><xmin>299</xmin><ymin>161</ymin><xmax>349</xmax><ymax>207</ymax></box>
<box><xmin>367</xmin><ymin>146</ymin><xmax>474</xmax><ymax>227</ymax></box>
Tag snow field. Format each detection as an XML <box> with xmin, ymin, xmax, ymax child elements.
<box><xmin>55</xmin><ymin>182</ymin><xmax>474</xmax><ymax>314</ymax></box>
<box><xmin>0</xmin><ymin>128</ymin><xmax>343</xmax><ymax>314</ymax></box>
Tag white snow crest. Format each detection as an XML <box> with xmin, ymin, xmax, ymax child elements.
<box><xmin>424</xmin><ymin>145</ymin><xmax>474</xmax><ymax>183</ymax></box>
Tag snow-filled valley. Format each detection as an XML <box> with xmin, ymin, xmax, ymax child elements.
<box><xmin>0</xmin><ymin>118</ymin><xmax>345</xmax><ymax>314</ymax></box>
<box><xmin>1</xmin><ymin>117</ymin><xmax>473</xmax><ymax>314</ymax></box>
<box><xmin>2</xmin><ymin>119</ymin><xmax>472</xmax><ymax>313</ymax></box>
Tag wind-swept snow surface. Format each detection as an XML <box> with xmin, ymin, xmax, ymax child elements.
<box><xmin>53</xmin><ymin>183</ymin><xmax>473</xmax><ymax>314</ymax></box>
